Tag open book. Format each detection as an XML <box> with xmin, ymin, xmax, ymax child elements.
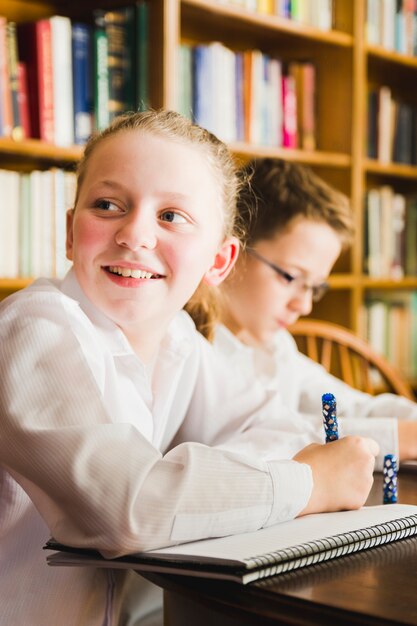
<box><xmin>46</xmin><ymin>504</ymin><xmax>417</xmax><ymax>584</ymax></box>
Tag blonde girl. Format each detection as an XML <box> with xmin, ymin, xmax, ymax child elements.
<box><xmin>0</xmin><ymin>113</ymin><xmax>378</xmax><ymax>626</ymax></box>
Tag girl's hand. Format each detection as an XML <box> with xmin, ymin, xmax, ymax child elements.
<box><xmin>294</xmin><ymin>436</ymin><xmax>379</xmax><ymax>516</ymax></box>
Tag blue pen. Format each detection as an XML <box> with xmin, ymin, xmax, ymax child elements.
<box><xmin>322</xmin><ymin>393</ymin><xmax>338</xmax><ymax>443</ymax></box>
<box><xmin>383</xmin><ymin>454</ymin><xmax>398</xmax><ymax>504</ymax></box>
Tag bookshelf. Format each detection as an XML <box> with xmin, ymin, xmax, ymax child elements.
<box><xmin>1</xmin><ymin>0</ymin><xmax>417</xmax><ymax>383</ymax></box>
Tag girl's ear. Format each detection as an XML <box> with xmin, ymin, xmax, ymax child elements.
<box><xmin>203</xmin><ymin>237</ymin><xmax>240</xmax><ymax>286</ymax></box>
<box><xmin>66</xmin><ymin>208</ymin><xmax>75</xmax><ymax>260</ymax></box>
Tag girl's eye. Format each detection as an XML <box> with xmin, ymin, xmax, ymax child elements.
<box><xmin>94</xmin><ymin>199</ymin><xmax>119</xmax><ymax>212</ymax></box>
<box><xmin>160</xmin><ymin>210</ymin><xmax>188</xmax><ymax>224</ymax></box>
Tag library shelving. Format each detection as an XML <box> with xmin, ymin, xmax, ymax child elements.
<box><xmin>1</xmin><ymin>0</ymin><xmax>417</xmax><ymax>382</ymax></box>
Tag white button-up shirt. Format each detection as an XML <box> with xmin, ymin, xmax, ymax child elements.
<box><xmin>0</xmin><ymin>270</ymin><xmax>313</xmax><ymax>625</ymax></box>
<box><xmin>213</xmin><ymin>325</ymin><xmax>417</xmax><ymax>470</ymax></box>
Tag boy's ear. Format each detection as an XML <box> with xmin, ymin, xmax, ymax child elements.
<box><xmin>66</xmin><ymin>208</ymin><xmax>75</xmax><ymax>260</ymax></box>
<box><xmin>203</xmin><ymin>237</ymin><xmax>240</xmax><ymax>287</ymax></box>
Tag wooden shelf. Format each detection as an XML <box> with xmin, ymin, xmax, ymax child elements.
<box><xmin>0</xmin><ymin>278</ymin><xmax>33</xmax><ymax>292</ymax></box>
<box><xmin>0</xmin><ymin>137</ymin><xmax>82</xmax><ymax>164</ymax></box>
<box><xmin>365</xmin><ymin>159</ymin><xmax>417</xmax><ymax>179</ymax></box>
<box><xmin>231</xmin><ymin>143</ymin><xmax>351</xmax><ymax>168</ymax></box>
<box><xmin>361</xmin><ymin>277</ymin><xmax>417</xmax><ymax>290</ymax></box>
<box><xmin>182</xmin><ymin>0</ymin><xmax>354</xmax><ymax>47</ymax></box>
<box><xmin>328</xmin><ymin>274</ymin><xmax>358</xmax><ymax>289</ymax></box>
<box><xmin>367</xmin><ymin>44</ymin><xmax>417</xmax><ymax>69</ymax></box>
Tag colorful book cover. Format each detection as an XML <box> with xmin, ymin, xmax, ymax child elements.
<box><xmin>0</xmin><ymin>16</ymin><xmax>13</xmax><ymax>137</ymax></box>
<box><xmin>177</xmin><ymin>44</ymin><xmax>193</xmax><ymax>120</ymax></box>
<box><xmin>282</xmin><ymin>72</ymin><xmax>297</xmax><ymax>148</ymax></box>
<box><xmin>17</xmin><ymin>62</ymin><xmax>31</xmax><ymax>139</ymax></box>
<box><xmin>6</xmin><ymin>21</ymin><xmax>23</xmax><ymax>140</ymax></box>
<box><xmin>192</xmin><ymin>44</ymin><xmax>211</xmax><ymax>131</ymax></box>
<box><xmin>367</xmin><ymin>88</ymin><xmax>378</xmax><ymax>159</ymax></box>
<box><xmin>136</xmin><ymin>0</ymin><xmax>149</xmax><ymax>111</ymax></box>
<box><xmin>93</xmin><ymin>11</ymin><xmax>110</xmax><ymax>131</ymax></box>
<box><xmin>18</xmin><ymin>172</ymin><xmax>32</xmax><ymax>277</ymax></box>
<box><xmin>50</xmin><ymin>15</ymin><xmax>74</xmax><ymax>146</ymax></box>
<box><xmin>103</xmin><ymin>6</ymin><xmax>135</xmax><ymax>120</ymax></box>
<box><xmin>235</xmin><ymin>51</ymin><xmax>245</xmax><ymax>142</ymax></box>
<box><xmin>72</xmin><ymin>22</ymin><xmax>94</xmax><ymax>145</ymax></box>
<box><xmin>17</xmin><ymin>19</ymin><xmax>55</xmax><ymax>143</ymax></box>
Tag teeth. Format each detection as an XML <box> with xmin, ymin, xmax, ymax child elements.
<box><xmin>109</xmin><ymin>266</ymin><xmax>154</xmax><ymax>279</ymax></box>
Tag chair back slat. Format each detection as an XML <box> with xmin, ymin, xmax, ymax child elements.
<box><xmin>306</xmin><ymin>335</ymin><xmax>318</xmax><ymax>362</ymax></box>
<box><xmin>290</xmin><ymin>319</ymin><xmax>415</xmax><ymax>400</ymax></box>
<box><xmin>339</xmin><ymin>344</ymin><xmax>354</xmax><ymax>387</ymax></box>
<box><xmin>321</xmin><ymin>339</ymin><xmax>332</xmax><ymax>371</ymax></box>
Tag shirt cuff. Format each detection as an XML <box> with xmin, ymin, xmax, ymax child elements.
<box><xmin>339</xmin><ymin>417</ymin><xmax>398</xmax><ymax>471</ymax></box>
<box><xmin>264</xmin><ymin>460</ymin><xmax>312</xmax><ymax>526</ymax></box>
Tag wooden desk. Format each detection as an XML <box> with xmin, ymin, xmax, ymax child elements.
<box><xmin>144</xmin><ymin>468</ymin><xmax>417</xmax><ymax>626</ymax></box>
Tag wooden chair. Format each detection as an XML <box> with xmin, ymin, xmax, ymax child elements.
<box><xmin>290</xmin><ymin>319</ymin><xmax>415</xmax><ymax>400</ymax></box>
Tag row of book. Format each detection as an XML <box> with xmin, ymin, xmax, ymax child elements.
<box><xmin>0</xmin><ymin>168</ymin><xmax>76</xmax><ymax>280</ymax></box>
<box><xmin>364</xmin><ymin>186</ymin><xmax>417</xmax><ymax>278</ymax></box>
<box><xmin>178</xmin><ymin>42</ymin><xmax>316</xmax><ymax>149</ymax></box>
<box><xmin>215</xmin><ymin>0</ymin><xmax>334</xmax><ymax>30</ymax></box>
<box><xmin>0</xmin><ymin>2</ymin><xmax>149</xmax><ymax>146</ymax></box>
<box><xmin>367</xmin><ymin>0</ymin><xmax>417</xmax><ymax>56</ymax></box>
<box><xmin>367</xmin><ymin>85</ymin><xmax>417</xmax><ymax>165</ymax></box>
<box><xmin>363</xmin><ymin>291</ymin><xmax>417</xmax><ymax>378</ymax></box>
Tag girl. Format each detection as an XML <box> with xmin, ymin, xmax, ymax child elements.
<box><xmin>0</xmin><ymin>113</ymin><xmax>378</xmax><ymax>625</ymax></box>
<box><xmin>215</xmin><ymin>157</ymin><xmax>417</xmax><ymax>470</ymax></box>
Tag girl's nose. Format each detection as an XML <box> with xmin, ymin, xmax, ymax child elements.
<box><xmin>288</xmin><ymin>288</ymin><xmax>313</xmax><ymax>317</ymax></box>
<box><xmin>114</xmin><ymin>211</ymin><xmax>157</xmax><ymax>250</ymax></box>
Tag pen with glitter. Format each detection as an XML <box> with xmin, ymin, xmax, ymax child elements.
<box><xmin>322</xmin><ymin>393</ymin><xmax>338</xmax><ymax>443</ymax></box>
<box><xmin>383</xmin><ymin>454</ymin><xmax>398</xmax><ymax>504</ymax></box>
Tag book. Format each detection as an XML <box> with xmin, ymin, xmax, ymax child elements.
<box><xmin>50</xmin><ymin>15</ymin><xmax>74</xmax><ymax>147</ymax></box>
<box><xmin>5</xmin><ymin>21</ymin><xmax>23</xmax><ymax>140</ymax></box>
<box><xmin>102</xmin><ymin>6</ymin><xmax>135</xmax><ymax>120</ymax></box>
<box><xmin>72</xmin><ymin>23</ymin><xmax>94</xmax><ymax>145</ymax></box>
<box><xmin>177</xmin><ymin>43</ymin><xmax>193</xmax><ymax>120</ymax></box>
<box><xmin>17</xmin><ymin>19</ymin><xmax>54</xmax><ymax>143</ymax></box>
<box><xmin>0</xmin><ymin>16</ymin><xmax>13</xmax><ymax>137</ymax></box>
<box><xmin>136</xmin><ymin>0</ymin><xmax>149</xmax><ymax>112</ymax></box>
<box><xmin>93</xmin><ymin>11</ymin><xmax>110</xmax><ymax>131</ymax></box>
<box><xmin>45</xmin><ymin>504</ymin><xmax>417</xmax><ymax>585</ymax></box>
<box><xmin>282</xmin><ymin>71</ymin><xmax>298</xmax><ymax>148</ymax></box>
<box><xmin>17</xmin><ymin>61</ymin><xmax>31</xmax><ymax>139</ymax></box>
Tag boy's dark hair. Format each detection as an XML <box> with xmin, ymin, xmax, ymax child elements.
<box><xmin>238</xmin><ymin>158</ymin><xmax>354</xmax><ymax>248</ymax></box>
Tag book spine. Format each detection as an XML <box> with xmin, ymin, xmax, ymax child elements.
<box><xmin>37</xmin><ymin>19</ymin><xmax>55</xmax><ymax>143</ymax></box>
<box><xmin>17</xmin><ymin>62</ymin><xmax>31</xmax><ymax>139</ymax></box>
<box><xmin>18</xmin><ymin>172</ymin><xmax>32</xmax><ymax>278</ymax></box>
<box><xmin>136</xmin><ymin>0</ymin><xmax>149</xmax><ymax>111</ymax></box>
<box><xmin>177</xmin><ymin>43</ymin><xmax>193</xmax><ymax>120</ymax></box>
<box><xmin>16</xmin><ymin>22</ymin><xmax>40</xmax><ymax>138</ymax></box>
<box><xmin>6</xmin><ymin>21</ymin><xmax>23</xmax><ymax>140</ymax></box>
<box><xmin>282</xmin><ymin>72</ymin><xmax>298</xmax><ymax>148</ymax></box>
<box><xmin>50</xmin><ymin>16</ymin><xmax>74</xmax><ymax>147</ymax></box>
<box><xmin>104</xmin><ymin>7</ymin><xmax>135</xmax><ymax>120</ymax></box>
<box><xmin>72</xmin><ymin>23</ymin><xmax>94</xmax><ymax>145</ymax></box>
<box><xmin>93</xmin><ymin>13</ymin><xmax>110</xmax><ymax>131</ymax></box>
<box><xmin>0</xmin><ymin>16</ymin><xmax>13</xmax><ymax>137</ymax></box>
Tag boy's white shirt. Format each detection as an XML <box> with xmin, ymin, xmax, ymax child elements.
<box><xmin>213</xmin><ymin>324</ymin><xmax>417</xmax><ymax>470</ymax></box>
<box><xmin>0</xmin><ymin>269</ymin><xmax>317</xmax><ymax>626</ymax></box>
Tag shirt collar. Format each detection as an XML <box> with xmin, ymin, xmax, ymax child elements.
<box><xmin>60</xmin><ymin>268</ymin><xmax>194</xmax><ymax>360</ymax></box>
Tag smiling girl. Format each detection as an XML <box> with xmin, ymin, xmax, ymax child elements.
<box><xmin>0</xmin><ymin>113</ymin><xmax>378</xmax><ymax>625</ymax></box>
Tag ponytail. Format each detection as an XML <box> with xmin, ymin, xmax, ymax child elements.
<box><xmin>184</xmin><ymin>283</ymin><xmax>221</xmax><ymax>342</ymax></box>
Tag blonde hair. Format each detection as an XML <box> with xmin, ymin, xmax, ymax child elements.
<box><xmin>238</xmin><ymin>158</ymin><xmax>354</xmax><ymax>249</ymax></box>
<box><xmin>74</xmin><ymin>109</ymin><xmax>243</xmax><ymax>340</ymax></box>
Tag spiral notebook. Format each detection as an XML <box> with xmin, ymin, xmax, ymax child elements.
<box><xmin>46</xmin><ymin>504</ymin><xmax>417</xmax><ymax>584</ymax></box>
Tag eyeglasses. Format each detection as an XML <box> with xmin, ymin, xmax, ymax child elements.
<box><xmin>247</xmin><ymin>248</ymin><xmax>329</xmax><ymax>303</ymax></box>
